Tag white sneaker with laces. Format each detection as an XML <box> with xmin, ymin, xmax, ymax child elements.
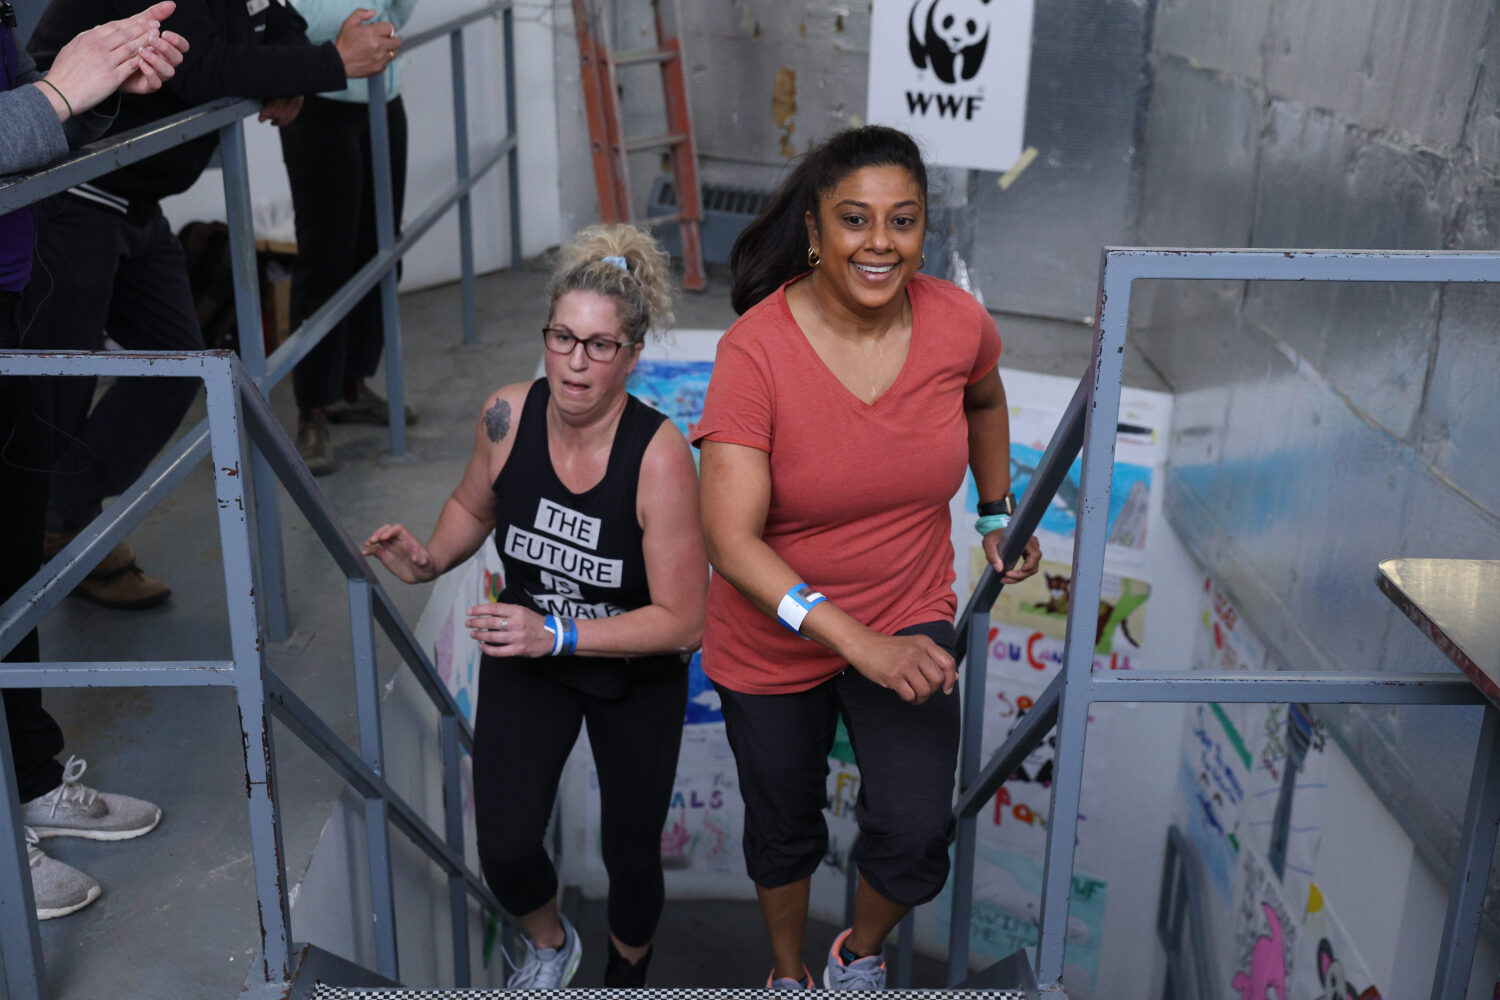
<box><xmin>507</xmin><ymin>914</ymin><xmax>582</xmax><ymax>989</ymax></box>
<box><xmin>26</xmin><ymin>826</ymin><xmax>101</xmax><ymax>919</ymax></box>
<box><xmin>824</xmin><ymin>928</ymin><xmax>888</xmax><ymax>990</ymax></box>
<box><xmin>21</xmin><ymin>756</ymin><xmax>162</xmax><ymax>841</ymax></box>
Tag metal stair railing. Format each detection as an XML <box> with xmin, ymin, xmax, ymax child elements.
<box><xmin>932</xmin><ymin>248</ymin><xmax>1500</xmax><ymax>999</ymax></box>
<box><xmin>1156</xmin><ymin>825</ymin><xmax>1219</xmax><ymax>1000</ymax></box>
<box><xmin>0</xmin><ymin>0</ymin><xmax>519</xmax><ymax>647</ymax></box>
<box><xmin>0</xmin><ymin>350</ymin><xmax>503</xmax><ymax>1000</ymax></box>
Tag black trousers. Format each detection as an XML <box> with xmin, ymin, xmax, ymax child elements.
<box><xmin>0</xmin><ymin>291</ymin><xmax>65</xmax><ymax>803</ymax></box>
<box><xmin>714</xmin><ymin>621</ymin><xmax>961</xmax><ymax>908</ymax></box>
<box><xmin>28</xmin><ymin>194</ymin><xmax>204</xmax><ymax>530</ymax></box>
<box><xmin>279</xmin><ymin>95</ymin><xmax>408</xmax><ymax>413</ymax></box>
<box><xmin>472</xmin><ymin>657</ymin><xmax>687</xmax><ymax>948</ymax></box>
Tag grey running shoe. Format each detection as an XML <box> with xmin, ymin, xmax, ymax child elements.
<box><xmin>507</xmin><ymin>914</ymin><xmax>582</xmax><ymax>989</ymax></box>
<box><xmin>823</xmin><ymin>928</ymin><xmax>887</xmax><ymax>990</ymax></box>
<box><xmin>22</xmin><ymin>756</ymin><xmax>163</xmax><ymax>841</ymax></box>
<box><xmin>26</xmin><ymin>827</ymin><xmax>101</xmax><ymax>919</ymax></box>
<box><xmin>767</xmin><ymin>966</ymin><xmax>813</xmax><ymax>989</ymax></box>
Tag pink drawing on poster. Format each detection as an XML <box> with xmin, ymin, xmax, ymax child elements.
<box><xmin>1232</xmin><ymin>902</ymin><xmax>1287</xmax><ymax>1000</ymax></box>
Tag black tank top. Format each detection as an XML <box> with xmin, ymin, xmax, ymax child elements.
<box><xmin>490</xmin><ymin>379</ymin><xmax>686</xmax><ymax>697</ymax></box>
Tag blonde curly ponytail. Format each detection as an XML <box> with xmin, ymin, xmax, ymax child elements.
<box><xmin>545</xmin><ymin>224</ymin><xmax>676</xmax><ymax>343</ymax></box>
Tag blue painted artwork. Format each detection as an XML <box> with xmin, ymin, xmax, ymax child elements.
<box><xmin>968</xmin><ymin>446</ymin><xmax>1152</xmax><ymax>543</ymax></box>
<box><xmin>629</xmin><ymin>360</ymin><xmax>715</xmax><ymax>441</ymax></box>
<box><xmin>684</xmin><ymin>652</ymin><xmax>723</xmax><ymax>725</ymax></box>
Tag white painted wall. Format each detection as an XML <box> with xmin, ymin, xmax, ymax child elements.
<box><xmin>160</xmin><ymin>0</ymin><xmax>564</xmax><ymax>291</ymax></box>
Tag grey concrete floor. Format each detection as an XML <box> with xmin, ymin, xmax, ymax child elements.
<box><xmin>23</xmin><ymin>260</ymin><xmax>1150</xmax><ymax>998</ymax></box>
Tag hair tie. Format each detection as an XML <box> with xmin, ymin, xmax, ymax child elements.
<box><xmin>601</xmin><ymin>255</ymin><xmax>629</xmax><ymax>272</ymax></box>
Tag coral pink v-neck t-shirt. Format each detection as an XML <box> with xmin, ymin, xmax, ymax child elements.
<box><xmin>691</xmin><ymin>273</ymin><xmax>1002</xmax><ymax>694</ymax></box>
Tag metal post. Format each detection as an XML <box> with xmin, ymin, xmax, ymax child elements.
<box><xmin>367</xmin><ymin>72</ymin><xmax>408</xmax><ymax>456</ymax></box>
<box><xmin>0</xmin><ymin>695</ymin><xmax>47</xmax><ymax>1000</ymax></box>
<box><xmin>441</xmin><ymin>713</ymin><xmax>471</xmax><ymax>985</ymax></box>
<box><xmin>207</xmin><ymin>360</ymin><xmax>292</xmax><ymax>983</ymax></box>
<box><xmin>1431</xmin><ymin>703</ymin><xmax>1500</xmax><ymax>1000</ymax></box>
<box><xmin>895</xmin><ymin>911</ymin><xmax>914</xmax><ymax>988</ymax></box>
<box><xmin>501</xmin><ymin>5</ymin><xmax>522</xmax><ymax>270</ymax></box>
<box><xmin>947</xmin><ymin>606</ymin><xmax>990</xmax><ymax>984</ymax></box>
<box><xmin>450</xmin><ymin>30</ymin><xmax>478</xmax><ymax>347</ymax></box>
<box><xmin>349</xmin><ymin>580</ymin><xmax>399</xmax><ymax>981</ymax></box>
<box><xmin>1035</xmin><ymin>252</ymin><xmax>1131</xmax><ymax>984</ymax></box>
<box><xmin>219</xmin><ymin>120</ymin><xmax>290</xmax><ymax>643</ymax></box>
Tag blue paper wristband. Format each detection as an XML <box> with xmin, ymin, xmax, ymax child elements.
<box><xmin>776</xmin><ymin>583</ymin><xmax>828</xmax><ymax>634</ymax></box>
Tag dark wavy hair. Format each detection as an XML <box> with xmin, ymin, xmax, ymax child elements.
<box><xmin>729</xmin><ymin>126</ymin><xmax>929</xmax><ymax>315</ymax></box>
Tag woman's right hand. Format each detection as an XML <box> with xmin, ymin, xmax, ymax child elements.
<box><xmin>845</xmin><ymin>630</ymin><xmax>957</xmax><ymax>705</ymax></box>
<box><xmin>362</xmin><ymin>523</ymin><xmax>438</xmax><ymax>583</ymax></box>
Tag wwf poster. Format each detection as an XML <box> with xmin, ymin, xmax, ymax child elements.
<box><xmin>865</xmin><ymin>0</ymin><xmax>1035</xmax><ymax>172</ymax></box>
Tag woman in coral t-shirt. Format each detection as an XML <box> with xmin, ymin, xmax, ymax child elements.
<box><xmin>693</xmin><ymin>126</ymin><xmax>1041</xmax><ymax>990</ymax></box>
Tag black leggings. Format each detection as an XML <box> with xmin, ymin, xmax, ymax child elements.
<box><xmin>472</xmin><ymin>657</ymin><xmax>687</xmax><ymax>947</ymax></box>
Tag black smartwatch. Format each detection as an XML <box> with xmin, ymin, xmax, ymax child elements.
<box><xmin>977</xmin><ymin>492</ymin><xmax>1016</xmax><ymax>519</ymax></box>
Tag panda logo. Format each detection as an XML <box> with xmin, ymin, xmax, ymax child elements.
<box><xmin>908</xmin><ymin>0</ymin><xmax>992</xmax><ymax>84</ymax></box>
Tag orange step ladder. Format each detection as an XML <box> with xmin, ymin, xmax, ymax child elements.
<box><xmin>573</xmin><ymin>0</ymin><xmax>706</xmax><ymax>291</ymax></box>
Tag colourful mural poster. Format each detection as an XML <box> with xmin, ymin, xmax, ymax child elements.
<box><xmin>1229</xmin><ymin>846</ymin><xmax>1299</xmax><ymax>1000</ymax></box>
<box><xmin>1180</xmin><ymin>702</ymin><xmax>1252</xmax><ymax>900</ymax></box>
<box><xmin>1291</xmin><ymin>884</ymin><xmax>1385</xmax><ymax>1000</ymax></box>
<box><xmin>984</xmin><ymin>555</ymin><xmax>1150</xmax><ymax>655</ymax></box>
<box><xmin>934</xmin><ymin>843</ymin><xmax>1107</xmax><ymax>999</ymax></box>
<box><xmin>627</xmin><ymin>358</ymin><xmax>714</xmax><ymax>443</ymax></box>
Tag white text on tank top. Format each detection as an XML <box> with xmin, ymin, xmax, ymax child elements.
<box><xmin>503</xmin><ymin>496</ymin><xmax>627</xmax><ymax>619</ymax></box>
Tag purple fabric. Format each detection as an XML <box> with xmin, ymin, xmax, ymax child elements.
<box><xmin>1</xmin><ymin>24</ymin><xmax>35</xmax><ymax>293</ymax></box>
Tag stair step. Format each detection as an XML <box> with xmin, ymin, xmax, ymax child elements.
<box><xmin>314</xmin><ymin>992</ymin><xmax>1036</xmax><ymax>999</ymax></box>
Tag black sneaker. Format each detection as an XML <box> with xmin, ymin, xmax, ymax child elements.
<box><xmin>604</xmin><ymin>938</ymin><xmax>652</xmax><ymax>988</ymax></box>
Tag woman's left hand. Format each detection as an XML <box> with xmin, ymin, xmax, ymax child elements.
<box><xmin>983</xmin><ymin>531</ymin><xmax>1042</xmax><ymax>584</ymax></box>
<box><xmin>466</xmin><ymin>602</ymin><xmax>555</xmax><ymax>658</ymax></box>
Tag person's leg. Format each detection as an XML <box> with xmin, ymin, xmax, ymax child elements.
<box><xmin>835</xmin><ymin>621</ymin><xmax>961</xmax><ymax>958</ymax></box>
<box><xmin>715</xmin><ymin>680</ymin><xmax>840</xmax><ymax>982</ymax></box>
<box><xmin>281</xmin><ymin>98</ymin><xmax>364</xmax><ymax>415</ymax></box>
<box><xmin>329</xmin><ymin>95</ymin><xmax>415</xmax><ymax>425</ymax></box>
<box><xmin>0</xmin><ymin>291</ymin><xmax>65</xmax><ymax>802</ymax></box>
<box><xmin>471</xmin><ymin>659</ymin><xmax>582</xmax><ymax>941</ymax></box>
<box><xmin>581</xmin><ymin>670</ymin><xmax>687</xmax><ymax>979</ymax></box>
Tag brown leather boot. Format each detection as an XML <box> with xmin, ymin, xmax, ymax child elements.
<box><xmin>296</xmin><ymin>408</ymin><xmax>338</xmax><ymax>476</ymax></box>
<box><xmin>42</xmin><ymin>530</ymin><xmax>136</xmax><ymax>580</ymax></box>
<box><xmin>42</xmin><ymin>530</ymin><xmax>169</xmax><ymax>609</ymax></box>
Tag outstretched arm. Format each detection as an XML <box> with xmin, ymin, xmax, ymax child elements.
<box><xmin>965</xmin><ymin>366</ymin><xmax>1040</xmax><ymax>582</ymax></box>
<box><xmin>363</xmin><ymin>388</ymin><xmax>512</xmax><ymax>583</ymax></box>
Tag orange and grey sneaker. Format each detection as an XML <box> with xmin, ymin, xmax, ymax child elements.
<box><xmin>824</xmin><ymin>928</ymin><xmax>887</xmax><ymax>990</ymax></box>
<box><xmin>767</xmin><ymin>965</ymin><xmax>814</xmax><ymax>990</ymax></box>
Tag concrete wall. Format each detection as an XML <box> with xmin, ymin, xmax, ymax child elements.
<box><xmin>1131</xmin><ymin>0</ymin><xmax>1500</xmax><ymax>967</ymax></box>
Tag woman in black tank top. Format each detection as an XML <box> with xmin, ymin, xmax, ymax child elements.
<box><xmin>363</xmin><ymin>225</ymin><xmax>706</xmax><ymax>988</ymax></box>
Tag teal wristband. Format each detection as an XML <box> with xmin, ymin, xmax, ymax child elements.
<box><xmin>975</xmin><ymin>514</ymin><xmax>1011</xmax><ymax>535</ymax></box>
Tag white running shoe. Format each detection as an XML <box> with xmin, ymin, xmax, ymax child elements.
<box><xmin>21</xmin><ymin>756</ymin><xmax>162</xmax><ymax>841</ymax></box>
<box><xmin>26</xmin><ymin>827</ymin><xmax>101</xmax><ymax>919</ymax></box>
<box><xmin>824</xmin><ymin>928</ymin><xmax>888</xmax><ymax>990</ymax></box>
<box><xmin>507</xmin><ymin>913</ymin><xmax>582</xmax><ymax>989</ymax></box>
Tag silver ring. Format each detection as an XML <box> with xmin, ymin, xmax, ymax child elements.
<box><xmin>497</xmin><ymin>619</ymin><xmax>509</xmax><ymax>632</ymax></box>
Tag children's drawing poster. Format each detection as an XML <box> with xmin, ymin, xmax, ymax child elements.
<box><xmin>1179</xmin><ymin>702</ymin><xmax>1251</xmax><ymax>900</ymax></box>
<box><xmin>1291</xmin><ymin>884</ymin><xmax>1385</xmax><ymax>1000</ymax></box>
<box><xmin>933</xmin><ymin>843</ymin><xmax>1107</xmax><ymax>999</ymax></box>
<box><xmin>1229</xmin><ymin>846</ymin><xmax>1299</xmax><ymax>1000</ymax></box>
<box><xmin>1239</xmin><ymin>703</ymin><xmax>1328</xmax><ymax>912</ymax></box>
<box><xmin>627</xmin><ymin>358</ymin><xmax>714</xmax><ymax>444</ymax></box>
<box><xmin>983</xmin><ymin>555</ymin><xmax>1150</xmax><ymax>657</ymax></box>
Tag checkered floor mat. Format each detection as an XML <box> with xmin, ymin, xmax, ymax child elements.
<box><xmin>313</xmin><ymin>989</ymin><xmax>1031</xmax><ymax>999</ymax></box>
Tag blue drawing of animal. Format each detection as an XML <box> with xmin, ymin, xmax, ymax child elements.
<box><xmin>908</xmin><ymin>0</ymin><xmax>993</xmax><ymax>84</ymax></box>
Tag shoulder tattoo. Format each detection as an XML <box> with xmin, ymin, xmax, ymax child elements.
<box><xmin>483</xmin><ymin>399</ymin><xmax>512</xmax><ymax>442</ymax></box>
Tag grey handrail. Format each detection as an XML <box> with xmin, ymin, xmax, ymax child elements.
<box><xmin>1157</xmin><ymin>825</ymin><xmax>1219</xmax><ymax>1000</ymax></box>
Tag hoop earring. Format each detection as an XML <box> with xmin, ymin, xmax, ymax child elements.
<box><xmin>919</xmin><ymin>253</ymin><xmax>926</xmax><ymax>270</ymax></box>
<box><xmin>807</xmin><ymin>247</ymin><xmax>821</xmax><ymax>268</ymax></box>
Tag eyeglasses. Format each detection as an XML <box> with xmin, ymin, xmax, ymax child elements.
<box><xmin>542</xmin><ymin>326</ymin><xmax>631</xmax><ymax>362</ymax></box>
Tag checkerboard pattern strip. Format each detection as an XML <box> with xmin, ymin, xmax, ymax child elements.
<box><xmin>314</xmin><ymin>989</ymin><xmax>1030</xmax><ymax>999</ymax></box>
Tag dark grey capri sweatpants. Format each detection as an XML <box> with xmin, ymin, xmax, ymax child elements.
<box><xmin>713</xmin><ymin>620</ymin><xmax>960</xmax><ymax>907</ymax></box>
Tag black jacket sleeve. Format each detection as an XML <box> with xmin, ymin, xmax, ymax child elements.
<box><xmin>160</xmin><ymin>0</ymin><xmax>346</xmax><ymax>103</ymax></box>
